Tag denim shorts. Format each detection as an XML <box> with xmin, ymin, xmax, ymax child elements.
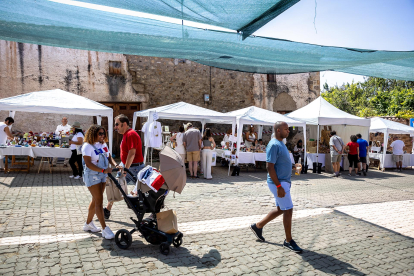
<box><xmin>268</xmin><ymin>181</ymin><xmax>293</xmax><ymax>210</ymax></box>
<box><xmin>84</xmin><ymin>172</ymin><xmax>107</xmax><ymax>187</ymax></box>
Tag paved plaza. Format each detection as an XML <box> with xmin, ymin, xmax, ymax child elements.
<box><xmin>0</xmin><ymin>163</ymin><xmax>414</xmax><ymax>276</ymax></box>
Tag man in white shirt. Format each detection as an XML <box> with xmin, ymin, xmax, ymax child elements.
<box><xmin>390</xmin><ymin>137</ymin><xmax>405</xmax><ymax>172</ymax></box>
<box><xmin>52</xmin><ymin>117</ymin><xmax>71</xmax><ymax>167</ymax></box>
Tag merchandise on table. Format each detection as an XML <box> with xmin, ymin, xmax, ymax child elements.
<box><xmin>6</xmin><ymin>130</ymin><xmax>73</xmax><ymax>148</ymax></box>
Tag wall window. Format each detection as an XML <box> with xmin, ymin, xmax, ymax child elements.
<box><xmin>109</xmin><ymin>61</ymin><xmax>122</xmax><ymax>76</ymax></box>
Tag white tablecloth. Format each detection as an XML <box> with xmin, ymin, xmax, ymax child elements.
<box><xmin>0</xmin><ymin>147</ymin><xmax>72</xmax><ymax>158</ymax></box>
<box><xmin>306</xmin><ymin>153</ymin><xmax>326</xmax><ymax>168</ymax></box>
<box><xmin>215</xmin><ymin>149</ymin><xmax>294</xmax><ymax>164</ymax></box>
<box><xmin>0</xmin><ymin>147</ymin><xmax>34</xmax><ymax>157</ymax></box>
<box><xmin>369</xmin><ymin>153</ymin><xmax>414</xmax><ymax>168</ymax></box>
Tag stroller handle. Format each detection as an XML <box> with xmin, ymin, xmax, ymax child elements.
<box><xmin>109</xmin><ymin>167</ymin><xmax>138</xmax><ymax>181</ymax></box>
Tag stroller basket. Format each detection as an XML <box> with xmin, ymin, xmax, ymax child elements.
<box><xmin>126</xmin><ymin>188</ymin><xmax>168</xmax><ymax>214</ymax></box>
<box><xmin>107</xmin><ymin>168</ymin><xmax>183</xmax><ymax>255</ymax></box>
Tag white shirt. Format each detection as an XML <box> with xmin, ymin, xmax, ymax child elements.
<box><xmin>70</xmin><ymin>132</ymin><xmax>84</xmax><ymax>150</ymax></box>
<box><xmin>142</xmin><ymin>121</ymin><xmax>162</xmax><ymax>148</ymax></box>
<box><xmin>55</xmin><ymin>124</ymin><xmax>72</xmax><ymax>136</ymax></box>
<box><xmin>390</xmin><ymin>140</ymin><xmax>405</xmax><ymax>155</ymax></box>
<box><xmin>82</xmin><ymin>142</ymin><xmax>110</xmax><ymax>165</ymax></box>
<box><xmin>175</xmin><ymin>132</ymin><xmax>186</xmax><ymax>154</ymax></box>
<box><xmin>0</xmin><ymin>122</ymin><xmax>8</xmax><ymax>145</ymax></box>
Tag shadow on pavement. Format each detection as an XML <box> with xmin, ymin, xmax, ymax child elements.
<box><xmin>300</xmin><ymin>250</ymin><xmax>365</xmax><ymax>276</ymax></box>
<box><xmin>99</xmin><ymin>238</ymin><xmax>221</xmax><ymax>269</ymax></box>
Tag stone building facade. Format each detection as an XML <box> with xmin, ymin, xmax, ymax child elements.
<box><xmin>0</xmin><ymin>40</ymin><xmax>320</xmax><ymax>152</ymax></box>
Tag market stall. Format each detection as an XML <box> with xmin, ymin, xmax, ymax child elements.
<box><xmin>287</xmin><ymin>96</ymin><xmax>370</xmax><ymax>172</ymax></box>
<box><xmin>132</xmin><ymin>102</ymin><xmax>236</xmax><ymax>163</ymax></box>
<box><xmin>226</xmin><ymin>106</ymin><xmax>307</xmax><ymax>165</ymax></box>
<box><xmin>0</xmin><ymin>89</ymin><xmax>114</xmax><ymax>172</ymax></box>
<box><xmin>369</xmin><ymin>117</ymin><xmax>414</xmax><ymax>169</ymax></box>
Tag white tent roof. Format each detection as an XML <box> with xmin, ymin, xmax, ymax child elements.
<box><xmin>370</xmin><ymin>117</ymin><xmax>414</xmax><ymax>136</ymax></box>
<box><xmin>287</xmin><ymin>96</ymin><xmax>371</xmax><ymax>127</ymax></box>
<box><xmin>0</xmin><ymin>89</ymin><xmax>113</xmax><ymax>117</ymax></box>
<box><xmin>0</xmin><ymin>89</ymin><xmax>114</xmax><ymax>152</ymax></box>
<box><xmin>226</xmin><ymin>106</ymin><xmax>306</xmax><ymax>127</ymax></box>
<box><xmin>133</xmin><ymin>102</ymin><xmax>236</xmax><ymax>126</ymax></box>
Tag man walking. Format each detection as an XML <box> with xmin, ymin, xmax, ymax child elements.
<box><xmin>0</xmin><ymin>117</ymin><xmax>15</xmax><ymax>170</ymax></box>
<box><xmin>104</xmin><ymin>114</ymin><xmax>144</xmax><ymax>219</ymax></box>
<box><xmin>329</xmin><ymin>130</ymin><xmax>344</xmax><ymax>177</ymax></box>
<box><xmin>390</xmin><ymin>136</ymin><xmax>405</xmax><ymax>172</ymax></box>
<box><xmin>52</xmin><ymin>117</ymin><xmax>71</xmax><ymax>167</ymax></box>
<box><xmin>250</xmin><ymin>122</ymin><xmax>303</xmax><ymax>253</ymax></box>
<box><xmin>183</xmin><ymin>123</ymin><xmax>202</xmax><ymax>179</ymax></box>
<box><xmin>356</xmin><ymin>133</ymin><xmax>369</xmax><ymax>176</ymax></box>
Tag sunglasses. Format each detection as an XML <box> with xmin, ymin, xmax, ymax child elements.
<box><xmin>115</xmin><ymin>122</ymin><xmax>125</xmax><ymax>126</ymax></box>
<box><xmin>98</xmin><ymin>132</ymin><xmax>106</xmax><ymax>136</ymax></box>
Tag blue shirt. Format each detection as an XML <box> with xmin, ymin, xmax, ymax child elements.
<box><xmin>357</xmin><ymin>138</ymin><xmax>369</xmax><ymax>157</ymax></box>
<box><xmin>266</xmin><ymin>139</ymin><xmax>292</xmax><ymax>184</ymax></box>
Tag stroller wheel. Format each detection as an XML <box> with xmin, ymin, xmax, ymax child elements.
<box><xmin>115</xmin><ymin>229</ymin><xmax>132</xmax><ymax>250</ymax></box>
<box><xmin>173</xmin><ymin>234</ymin><xmax>183</xmax><ymax>248</ymax></box>
<box><xmin>159</xmin><ymin>242</ymin><xmax>170</xmax><ymax>255</ymax></box>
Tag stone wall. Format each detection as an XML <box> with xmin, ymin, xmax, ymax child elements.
<box><xmin>0</xmin><ymin>40</ymin><xmax>145</xmax><ymax>133</ymax></box>
<box><xmin>0</xmin><ymin>40</ymin><xmax>320</xmax><ymax>144</ymax></box>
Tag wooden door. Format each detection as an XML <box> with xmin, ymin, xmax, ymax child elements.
<box><xmin>96</xmin><ymin>103</ymin><xmax>141</xmax><ymax>157</ymax></box>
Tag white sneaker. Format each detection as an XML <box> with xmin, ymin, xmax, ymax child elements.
<box><xmin>69</xmin><ymin>175</ymin><xmax>75</xmax><ymax>178</ymax></box>
<box><xmin>83</xmin><ymin>221</ymin><xmax>101</xmax><ymax>232</ymax></box>
<box><xmin>74</xmin><ymin>175</ymin><xmax>81</xmax><ymax>179</ymax></box>
<box><xmin>102</xmin><ymin>226</ymin><xmax>115</xmax><ymax>239</ymax></box>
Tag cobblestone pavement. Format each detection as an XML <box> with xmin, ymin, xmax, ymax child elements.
<box><xmin>1</xmin><ymin>162</ymin><xmax>414</xmax><ymax>275</ymax></box>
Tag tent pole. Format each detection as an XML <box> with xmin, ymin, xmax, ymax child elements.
<box><xmin>382</xmin><ymin>129</ymin><xmax>388</xmax><ymax>171</ymax></box>
<box><xmin>8</xmin><ymin>111</ymin><xmax>15</xmax><ymax>131</ymax></box>
<box><xmin>303</xmin><ymin>125</ymin><xmax>307</xmax><ymax>168</ymax></box>
<box><xmin>316</xmin><ymin>124</ymin><xmax>320</xmax><ymax>160</ymax></box>
<box><xmin>108</xmin><ymin>114</ymin><xmax>114</xmax><ymax>155</ymax></box>
<box><xmin>97</xmin><ymin>115</ymin><xmax>102</xmax><ymax>125</ymax></box>
<box><xmin>236</xmin><ymin>118</ymin><xmax>242</xmax><ymax>166</ymax></box>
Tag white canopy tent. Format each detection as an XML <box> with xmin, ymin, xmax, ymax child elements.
<box><xmin>0</xmin><ymin>89</ymin><xmax>114</xmax><ymax>152</ymax></box>
<box><xmin>287</xmin><ymin>96</ymin><xmax>371</xmax><ymax>159</ymax></box>
<box><xmin>132</xmin><ymin>102</ymin><xmax>236</xmax><ymax>163</ymax></box>
<box><xmin>226</xmin><ymin>106</ymin><xmax>307</xmax><ymax>162</ymax></box>
<box><xmin>370</xmin><ymin>117</ymin><xmax>414</xmax><ymax>169</ymax></box>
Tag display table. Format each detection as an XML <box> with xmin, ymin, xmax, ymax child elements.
<box><xmin>369</xmin><ymin>153</ymin><xmax>414</xmax><ymax>169</ymax></box>
<box><xmin>306</xmin><ymin>153</ymin><xmax>326</xmax><ymax>168</ymax></box>
<box><xmin>0</xmin><ymin>146</ymin><xmax>72</xmax><ymax>173</ymax></box>
<box><xmin>215</xmin><ymin>149</ymin><xmax>294</xmax><ymax>164</ymax></box>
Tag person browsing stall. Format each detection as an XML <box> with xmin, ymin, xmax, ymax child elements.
<box><xmin>201</xmin><ymin>128</ymin><xmax>216</xmax><ymax>180</ymax></box>
<box><xmin>329</xmin><ymin>131</ymin><xmax>345</xmax><ymax>177</ymax></box>
<box><xmin>346</xmin><ymin>135</ymin><xmax>360</xmax><ymax>176</ymax></box>
<box><xmin>356</xmin><ymin>134</ymin><xmax>369</xmax><ymax>176</ymax></box>
<box><xmin>390</xmin><ymin>136</ymin><xmax>405</xmax><ymax>172</ymax></box>
<box><xmin>104</xmin><ymin>114</ymin><xmax>144</xmax><ymax>219</ymax></box>
<box><xmin>68</xmin><ymin>122</ymin><xmax>84</xmax><ymax>179</ymax></box>
<box><xmin>183</xmin><ymin>123</ymin><xmax>202</xmax><ymax>179</ymax></box>
<box><xmin>82</xmin><ymin>125</ymin><xmax>119</xmax><ymax>239</ymax></box>
<box><xmin>170</xmin><ymin>125</ymin><xmax>186</xmax><ymax>162</ymax></box>
<box><xmin>52</xmin><ymin>117</ymin><xmax>71</xmax><ymax>167</ymax></box>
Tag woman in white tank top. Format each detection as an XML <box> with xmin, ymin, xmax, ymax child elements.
<box><xmin>244</xmin><ymin>125</ymin><xmax>257</xmax><ymax>148</ymax></box>
<box><xmin>170</xmin><ymin>126</ymin><xmax>186</xmax><ymax>162</ymax></box>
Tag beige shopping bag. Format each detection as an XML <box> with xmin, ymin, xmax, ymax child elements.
<box><xmin>156</xmin><ymin>209</ymin><xmax>178</xmax><ymax>234</ymax></box>
<box><xmin>106</xmin><ymin>175</ymin><xmax>128</xmax><ymax>203</ymax></box>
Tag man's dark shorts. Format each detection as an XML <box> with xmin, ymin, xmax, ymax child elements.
<box><xmin>359</xmin><ymin>156</ymin><xmax>367</xmax><ymax>164</ymax></box>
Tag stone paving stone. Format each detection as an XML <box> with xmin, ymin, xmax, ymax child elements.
<box><xmin>1</xmin><ymin>166</ymin><xmax>414</xmax><ymax>275</ymax></box>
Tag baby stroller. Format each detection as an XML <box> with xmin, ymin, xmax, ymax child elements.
<box><xmin>107</xmin><ymin>168</ymin><xmax>183</xmax><ymax>255</ymax></box>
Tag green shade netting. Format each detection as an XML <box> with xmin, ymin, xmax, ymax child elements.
<box><xmin>78</xmin><ymin>0</ymin><xmax>300</xmax><ymax>39</ymax></box>
<box><xmin>1</xmin><ymin>0</ymin><xmax>414</xmax><ymax>80</ymax></box>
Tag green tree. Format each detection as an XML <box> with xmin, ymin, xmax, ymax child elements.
<box><xmin>322</xmin><ymin>77</ymin><xmax>414</xmax><ymax>119</ymax></box>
